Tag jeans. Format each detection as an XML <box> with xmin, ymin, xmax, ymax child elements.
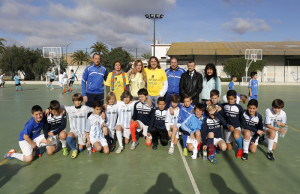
<box><xmin>148</xmin><ymin>95</ymin><xmax>160</xmax><ymax>107</ymax></box>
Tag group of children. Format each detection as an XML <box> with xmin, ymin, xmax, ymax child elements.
<box><xmin>47</xmin><ymin>69</ymin><xmax>78</xmax><ymax>93</ymax></box>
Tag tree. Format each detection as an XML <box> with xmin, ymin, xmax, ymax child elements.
<box><xmin>102</xmin><ymin>47</ymin><xmax>133</xmax><ymax>71</ymax></box>
<box><xmin>223</xmin><ymin>57</ymin><xmax>266</xmax><ymax>81</ymax></box>
<box><xmin>141</xmin><ymin>53</ymin><xmax>151</xmax><ymax>60</ymax></box>
<box><xmin>0</xmin><ymin>38</ymin><xmax>6</xmax><ymax>56</ymax></box>
<box><xmin>90</xmin><ymin>41</ymin><xmax>109</xmax><ymax>56</ymax></box>
<box><xmin>71</xmin><ymin>50</ymin><xmax>90</xmax><ymax>66</ymax></box>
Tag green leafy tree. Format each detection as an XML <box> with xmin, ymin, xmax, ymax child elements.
<box><xmin>223</xmin><ymin>57</ymin><xmax>266</xmax><ymax>81</ymax></box>
<box><xmin>71</xmin><ymin>50</ymin><xmax>90</xmax><ymax>66</ymax></box>
<box><xmin>0</xmin><ymin>38</ymin><xmax>6</xmax><ymax>56</ymax></box>
<box><xmin>141</xmin><ymin>53</ymin><xmax>151</xmax><ymax>60</ymax></box>
<box><xmin>90</xmin><ymin>41</ymin><xmax>109</xmax><ymax>56</ymax></box>
<box><xmin>102</xmin><ymin>47</ymin><xmax>133</xmax><ymax>71</ymax></box>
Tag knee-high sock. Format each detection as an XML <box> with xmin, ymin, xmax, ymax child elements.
<box><xmin>182</xmin><ymin>134</ymin><xmax>188</xmax><ymax>148</ymax></box>
<box><xmin>61</xmin><ymin>140</ymin><xmax>67</xmax><ymax>148</ymax></box>
<box><xmin>67</xmin><ymin>136</ymin><xmax>76</xmax><ymax>150</ymax></box>
<box><xmin>105</xmin><ymin>135</ymin><xmax>112</xmax><ymax>146</ymax></box>
<box><xmin>16</xmin><ymin>86</ymin><xmax>18</xmax><ymax>90</ymax></box>
<box><xmin>236</xmin><ymin>137</ymin><xmax>243</xmax><ymax>149</ymax></box>
<box><xmin>11</xmin><ymin>153</ymin><xmax>24</xmax><ymax>161</ymax></box>
<box><xmin>130</xmin><ymin>121</ymin><xmax>137</xmax><ymax>142</ymax></box>
<box><xmin>267</xmin><ymin>138</ymin><xmax>274</xmax><ymax>152</ymax></box>
<box><xmin>50</xmin><ymin>84</ymin><xmax>54</xmax><ymax>89</ymax></box>
<box><xmin>243</xmin><ymin>139</ymin><xmax>250</xmax><ymax>153</ymax></box>
<box><xmin>208</xmin><ymin>138</ymin><xmax>214</xmax><ymax>156</ymax></box>
<box><xmin>197</xmin><ymin>142</ymin><xmax>202</xmax><ymax>150</ymax></box>
<box><xmin>116</xmin><ymin>131</ymin><xmax>123</xmax><ymax>147</ymax></box>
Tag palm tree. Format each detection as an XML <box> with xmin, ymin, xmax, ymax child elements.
<box><xmin>71</xmin><ymin>50</ymin><xmax>90</xmax><ymax>66</ymax></box>
<box><xmin>90</xmin><ymin>41</ymin><xmax>109</xmax><ymax>56</ymax></box>
<box><xmin>0</xmin><ymin>38</ymin><xmax>6</xmax><ymax>56</ymax></box>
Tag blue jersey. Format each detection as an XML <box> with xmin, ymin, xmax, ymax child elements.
<box><xmin>178</xmin><ymin>104</ymin><xmax>194</xmax><ymax>124</ymax></box>
<box><xmin>50</xmin><ymin>72</ymin><xmax>55</xmax><ymax>79</ymax></box>
<box><xmin>19</xmin><ymin>117</ymin><xmax>44</xmax><ymax>141</ymax></box>
<box><xmin>248</xmin><ymin>79</ymin><xmax>258</xmax><ymax>95</ymax></box>
<box><xmin>14</xmin><ymin>76</ymin><xmax>20</xmax><ymax>84</ymax></box>
<box><xmin>71</xmin><ymin>73</ymin><xmax>76</xmax><ymax>81</ymax></box>
<box><xmin>221</xmin><ymin>103</ymin><xmax>244</xmax><ymax>129</ymax></box>
<box><xmin>165</xmin><ymin>67</ymin><xmax>185</xmax><ymax>95</ymax></box>
<box><xmin>228</xmin><ymin>81</ymin><xmax>234</xmax><ymax>90</ymax></box>
<box><xmin>181</xmin><ymin>114</ymin><xmax>205</xmax><ymax>134</ymax></box>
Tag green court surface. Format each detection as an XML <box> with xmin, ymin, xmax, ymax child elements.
<box><xmin>0</xmin><ymin>84</ymin><xmax>300</xmax><ymax>194</ymax></box>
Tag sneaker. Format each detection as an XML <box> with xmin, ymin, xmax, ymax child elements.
<box><xmin>62</xmin><ymin>147</ymin><xmax>69</xmax><ymax>156</ymax></box>
<box><xmin>50</xmin><ymin>88</ymin><xmax>54</xmax><ymax>90</ymax></box>
<box><xmin>130</xmin><ymin>141</ymin><xmax>139</xmax><ymax>150</ymax></box>
<box><xmin>236</xmin><ymin>149</ymin><xmax>243</xmax><ymax>158</ymax></box>
<box><xmin>115</xmin><ymin>146</ymin><xmax>124</xmax><ymax>154</ymax></box>
<box><xmin>182</xmin><ymin>148</ymin><xmax>188</xmax><ymax>156</ymax></box>
<box><xmin>109</xmin><ymin>144</ymin><xmax>116</xmax><ymax>152</ymax></box>
<box><xmin>91</xmin><ymin>146</ymin><xmax>96</xmax><ymax>153</ymax></box>
<box><xmin>35</xmin><ymin>149</ymin><xmax>42</xmax><ymax>157</ymax></box>
<box><xmin>266</xmin><ymin>152</ymin><xmax>275</xmax><ymax>161</ymax></box>
<box><xmin>16</xmin><ymin>90</ymin><xmax>18</xmax><ymax>92</ymax></box>
<box><xmin>197</xmin><ymin>151</ymin><xmax>201</xmax><ymax>158</ymax></box>
<box><xmin>168</xmin><ymin>147</ymin><xmax>174</xmax><ymax>155</ymax></box>
<box><xmin>4</xmin><ymin>149</ymin><xmax>16</xmax><ymax>160</ymax></box>
<box><xmin>191</xmin><ymin>154</ymin><xmax>197</xmax><ymax>159</ymax></box>
<box><xmin>242</xmin><ymin>153</ymin><xmax>248</xmax><ymax>161</ymax></box>
<box><xmin>152</xmin><ymin>144</ymin><xmax>158</xmax><ymax>150</ymax></box>
<box><xmin>208</xmin><ymin>154</ymin><xmax>217</xmax><ymax>164</ymax></box>
<box><xmin>71</xmin><ymin>150</ymin><xmax>78</xmax><ymax>159</ymax></box>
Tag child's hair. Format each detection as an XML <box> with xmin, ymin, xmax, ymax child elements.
<box><xmin>137</xmin><ymin>88</ymin><xmax>148</xmax><ymax>96</ymax></box>
<box><xmin>60</xmin><ymin>70</ymin><xmax>64</xmax><ymax>74</ymax></box>
<box><xmin>71</xmin><ymin>69</ymin><xmax>74</xmax><ymax>72</ymax></box>
<box><xmin>15</xmin><ymin>72</ymin><xmax>18</xmax><ymax>76</ymax></box>
<box><xmin>226</xmin><ymin>90</ymin><xmax>237</xmax><ymax>98</ymax></box>
<box><xmin>121</xmin><ymin>90</ymin><xmax>133</xmax><ymax>101</ymax></box>
<box><xmin>272</xmin><ymin>99</ymin><xmax>284</xmax><ymax>109</ymax></box>
<box><xmin>92</xmin><ymin>100</ymin><xmax>103</xmax><ymax>108</ymax></box>
<box><xmin>183</xmin><ymin>94</ymin><xmax>192</xmax><ymax>100</ymax></box>
<box><xmin>106</xmin><ymin>91</ymin><xmax>117</xmax><ymax>104</ymax></box>
<box><xmin>210</xmin><ymin>89</ymin><xmax>219</xmax><ymax>97</ymax></box>
<box><xmin>206</xmin><ymin>104</ymin><xmax>217</xmax><ymax>113</ymax></box>
<box><xmin>204</xmin><ymin>63</ymin><xmax>217</xmax><ymax>78</ymax></box>
<box><xmin>240</xmin><ymin>94</ymin><xmax>248</xmax><ymax>104</ymax></box>
<box><xmin>171</xmin><ymin>94</ymin><xmax>180</xmax><ymax>103</ymax></box>
<box><xmin>72</xmin><ymin>93</ymin><xmax>83</xmax><ymax>102</ymax></box>
<box><xmin>194</xmin><ymin>103</ymin><xmax>205</xmax><ymax>112</ymax></box>
<box><xmin>157</xmin><ymin>97</ymin><xmax>166</xmax><ymax>104</ymax></box>
<box><xmin>231</xmin><ymin>75</ymin><xmax>237</xmax><ymax>80</ymax></box>
<box><xmin>248</xmin><ymin>99</ymin><xmax>258</xmax><ymax>107</ymax></box>
<box><xmin>31</xmin><ymin>105</ymin><xmax>43</xmax><ymax>114</ymax></box>
<box><xmin>250</xmin><ymin>72</ymin><xmax>257</xmax><ymax>78</ymax></box>
<box><xmin>50</xmin><ymin>100</ymin><xmax>60</xmax><ymax>110</ymax></box>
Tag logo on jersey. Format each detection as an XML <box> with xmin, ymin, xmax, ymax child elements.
<box><xmin>190</xmin><ymin>110</ymin><xmax>194</xmax><ymax>113</ymax></box>
<box><xmin>100</xmin><ymin>69</ymin><xmax>102</xmax><ymax>72</ymax></box>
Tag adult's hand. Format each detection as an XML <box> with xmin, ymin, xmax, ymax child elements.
<box><xmin>83</xmin><ymin>96</ymin><xmax>88</xmax><ymax>102</ymax></box>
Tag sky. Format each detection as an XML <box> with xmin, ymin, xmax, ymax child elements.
<box><xmin>0</xmin><ymin>0</ymin><xmax>299</xmax><ymax>57</ymax></box>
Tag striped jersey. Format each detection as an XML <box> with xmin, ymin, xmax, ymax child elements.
<box><xmin>117</xmin><ymin>101</ymin><xmax>136</xmax><ymax>129</ymax></box>
<box><xmin>241</xmin><ymin>110</ymin><xmax>263</xmax><ymax>133</ymax></box>
<box><xmin>132</xmin><ymin>101</ymin><xmax>153</xmax><ymax>126</ymax></box>
<box><xmin>85</xmin><ymin>114</ymin><xmax>105</xmax><ymax>139</ymax></box>
<box><xmin>149</xmin><ymin>108</ymin><xmax>168</xmax><ymax>132</ymax></box>
<box><xmin>64</xmin><ymin>105</ymin><xmax>93</xmax><ymax>134</ymax></box>
<box><xmin>43</xmin><ymin>111</ymin><xmax>67</xmax><ymax>138</ymax></box>
<box><xmin>221</xmin><ymin>103</ymin><xmax>243</xmax><ymax>129</ymax></box>
<box><xmin>165</xmin><ymin>107</ymin><xmax>180</xmax><ymax>130</ymax></box>
<box><xmin>105</xmin><ymin>102</ymin><xmax>121</xmax><ymax>130</ymax></box>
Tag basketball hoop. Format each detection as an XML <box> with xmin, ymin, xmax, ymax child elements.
<box><xmin>251</xmin><ymin>54</ymin><xmax>257</xmax><ymax>62</ymax></box>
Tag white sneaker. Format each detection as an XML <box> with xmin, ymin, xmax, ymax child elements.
<box><xmin>191</xmin><ymin>154</ymin><xmax>197</xmax><ymax>159</ymax></box>
<box><xmin>168</xmin><ymin>147</ymin><xmax>174</xmax><ymax>155</ymax></box>
<box><xmin>115</xmin><ymin>146</ymin><xmax>124</xmax><ymax>154</ymax></box>
<box><xmin>130</xmin><ymin>141</ymin><xmax>139</xmax><ymax>150</ymax></box>
<box><xmin>50</xmin><ymin>88</ymin><xmax>54</xmax><ymax>90</ymax></box>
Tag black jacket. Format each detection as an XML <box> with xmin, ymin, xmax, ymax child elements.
<box><xmin>179</xmin><ymin>70</ymin><xmax>203</xmax><ymax>104</ymax></box>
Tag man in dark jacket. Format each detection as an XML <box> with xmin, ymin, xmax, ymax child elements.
<box><xmin>179</xmin><ymin>61</ymin><xmax>203</xmax><ymax>104</ymax></box>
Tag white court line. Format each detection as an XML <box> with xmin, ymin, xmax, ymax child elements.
<box><xmin>177</xmin><ymin>143</ymin><xmax>200</xmax><ymax>194</ymax></box>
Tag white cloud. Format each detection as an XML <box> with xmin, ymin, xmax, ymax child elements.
<box><xmin>222</xmin><ymin>17</ymin><xmax>272</xmax><ymax>34</ymax></box>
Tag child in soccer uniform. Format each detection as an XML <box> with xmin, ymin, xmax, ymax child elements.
<box><xmin>14</xmin><ymin>73</ymin><xmax>22</xmax><ymax>91</ymax></box>
<box><xmin>69</xmin><ymin>69</ymin><xmax>78</xmax><ymax>91</ymax></box>
<box><xmin>130</xmin><ymin>88</ymin><xmax>153</xmax><ymax>150</ymax></box>
<box><xmin>249</xmin><ymin>72</ymin><xmax>258</xmax><ymax>100</ymax></box>
<box><xmin>0</xmin><ymin>72</ymin><xmax>6</xmax><ymax>87</ymax></box>
<box><xmin>227</xmin><ymin>75</ymin><xmax>237</xmax><ymax>91</ymax></box>
<box><xmin>48</xmin><ymin>70</ymin><xmax>55</xmax><ymax>90</ymax></box>
<box><xmin>205</xmin><ymin>90</ymin><xmax>223</xmax><ymax>114</ymax></box>
<box><xmin>62</xmin><ymin>69</ymin><xmax>72</xmax><ymax>93</ymax></box>
<box><xmin>86</xmin><ymin>100</ymin><xmax>109</xmax><ymax>154</ymax></box>
<box><xmin>178</xmin><ymin>94</ymin><xmax>194</xmax><ymax>157</ymax></box>
<box><xmin>165</xmin><ymin>94</ymin><xmax>180</xmax><ymax>155</ymax></box>
<box><xmin>59</xmin><ymin>70</ymin><xmax>64</xmax><ymax>90</ymax></box>
<box><xmin>222</xmin><ymin>94</ymin><xmax>248</xmax><ymax>105</ymax></box>
<box><xmin>148</xmin><ymin>97</ymin><xmax>168</xmax><ymax>150</ymax></box>
<box><xmin>115</xmin><ymin>91</ymin><xmax>136</xmax><ymax>154</ymax></box>
<box><xmin>222</xmin><ymin>90</ymin><xmax>244</xmax><ymax>158</ymax></box>
<box><xmin>64</xmin><ymin>93</ymin><xmax>93</xmax><ymax>158</ymax></box>
<box><xmin>202</xmin><ymin>104</ymin><xmax>228</xmax><ymax>164</ymax></box>
<box><xmin>4</xmin><ymin>105</ymin><xmax>49</xmax><ymax>163</ymax></box>
<box><xmin>43</xmin><ymin>100</ymin><xmax>68</xmax><ymax>156</ymax></box>
<box><xmin>241</xmin><ymin>99</ymin><xmax>264</xmax><ymax>161</ymax></box>
<box><xmin>181</xmin><ymin>103</ymin><xmax>205</xmax><ymax>159</ymax></box>
<box><xmin>264</xmin><ymin>99</ymin><xmax>287</xmax><ymax>160</ymax></box>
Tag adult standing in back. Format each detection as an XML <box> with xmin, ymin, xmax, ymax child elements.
<box><xmin>179</xmin><ymin>61</ymin><xmax>203</xmax><ymax>105</ymax></box>
<box><xmin>165</xmin><ymin>57</ymin><xmax>185</xmax><ymax>107</ymax></box>
<box><xmin>81</xmin><ymin>53</ymin><xmax>108</xmax><ymax>107</ymax></box>
<box><xmin>201</xmin><ymin>63</ymin><xmax>221</xmax><ymax>103</ymax></box>
<box><xmin>144</xmin><ymin>56</ymin><xmax>168</xmax><ymax>106</ymax></box>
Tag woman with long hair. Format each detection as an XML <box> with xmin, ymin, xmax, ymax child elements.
<box><xmin>129</xmin><ymin>60</ymin><xmax>147</xmax><ymax>100</ymax></box>
<box><xmin>201</xmin><ymin>63</ymin><xmax>221</xmax><ymax>103</ymax></box>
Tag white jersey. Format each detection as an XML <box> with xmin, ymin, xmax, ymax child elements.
<box><xmin>63</xmin><ymin>72</ymin><xmax>68</xmax><ymax>81</ymax></box>
<box><xmin>264</xmin><ymin>108</ymin><xmax>287</xmax><ymax>131</ymax></box>
<box><xmin>165</xmin><ymin>107</ymin><xmax>180</xmax><ymax>130</ymax></box>
<box><xmin>85</xmin><ymin>114</ymin><xmax>105</xmax><ymax>139</ymax></box>
<box><xmin>64</xmin><ymin>105</ymin><xmax>93</xmax><ymax>134</ymax></box>
<box><xmin>116</xmin><ymin>101</ymin><xmax>136</xmax><ymax>129</ymax></box>
<box><xmin>59</xmin><ymin>74</ymin><xmax>64</xmax><ymax>84</ymax></box>
<box><xmin>0</xmin><ymin>75</ymin><xmax>4</xmax><ymax>83</ymax></box>
<box><xmin>105</xmin><ymin>102</ymin><xmax>121</xmax><ymax>130</ymax></box>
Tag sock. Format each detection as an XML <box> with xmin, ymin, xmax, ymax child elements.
<box><xmin>16</xmin><ymin>86</ymin><xmax>18</xmax><ymax>90</ymax></box>
<box><xmin>20</xmin><ymin>86</ymin><xmax>23</xmax><ymax>90</ymax></box>
<box><xmin>208</xmin><ymin>138</ymin><xmax>214</xmax><ymax>156</ymax></box>
<box><xmin>61</xmin><ymin>140</ymin><xmax>66</xmax><ymax>148</ymax></box>
<box><xmin>67</xmin><ymin>136</ymin><xmax>76</xmax><ymax>150</ymax></box>
<box><xmin>197</xmin><ymin>143</ymin><xmax>202</xmax><ymax>151</ymax></box>
<box><xmin>251</xmin><ymin>133</ymin><xmax>259</xmax><ymax>143</ymax></box>
<box><xmin>79</xmin><ymin>148</ymin><xmax>83</xmax><ymax>152</ymax></box>
<box><xmin>192</xmin><ymin>146</ymin><xmax>197</xmax><ymax>157</ymax></box>
<box><xmin>63</xmin><ymin>89</ymin><xmax>66</xmax><ymax>93</ymax></box>
<box><xmin>130</xmin><ymin>121</ymin><xmax>137</xmax><ymax>142</ymax></box>
<box><xmin>243</xmin><ymin>139</ymin><xmax>250</xmax><ymax>153</ymax></box>
<box><xmin>170</xmin><ymin>142</ymin><xmax>174</xmax><ymax>148</ymax></box>
<box><xmin>116</xmin><ymin>131</ymin><xmax>123</xmax><ymax>147</ymax></box>
<box><xmin>267</xmin><ymin>138</ymin><xmax>274</xmax><ymax>152</ymax></box>
<box><xmin>105</xmin><ymin>135</ymin><xmax>112</xmax><ymax>146</ymax></box>
<box><xmin>11</xmin><ymin>153</ymin><xmax>24</xmax><ymax>161</ymax></box>
<box><xmin>47</xmin><ymin>83</ymin><xmax>50</xmax><ymax>87</ymax></box>
<box><xmin>51</xmin><ymin>85</ymin><xmax>54</xmax><ymax>89</ymax></box>
<box><xmin>182</xmin><ymin>134</ymin><xmax>188</xmax><ymax>148</ymax></box>
<box><xmin>236</xmin><ymin>137</ymin><xmax>243</xmax><ymax>149</ymax></box>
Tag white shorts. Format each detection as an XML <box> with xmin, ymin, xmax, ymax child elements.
<box><xmin>63</xmin><ymin>79</ymin><xmax>68</xmax><ymax>85</ymax></box>
<box><xmin>70</xmin><ymin>130</ymin><xmax>86</xmax><ymax>145</ymax></box>
<box><xmin>137</xmin><ymin>120</ymin><xmax>149</xmax><ymax>137</ymax></box>
<box><xmin>90</xmin><ymin>137</ymin><xmax>108</xmax><ymax>147</ymax></box>
<box><xmin>186</xmin><ymin>136</ymin><xmax>198</xmax><ymax>147</ymax></box>
<box><xmin>19</xmin><ymin>135</ymin><xmax>46</xmax><ymax>156</ymax></box>
<box><xmin>224</xmin><ymin>127</ymin><xmax>241</xmax><ymax>143</ymax></box>
<box><xmin>266</xmin><ymin>132</ymin><xmax>279</xmax><ymax>143</ymax></box>
<box><xmin>123</xmin><ymin>128</ymin><xmax>131</xmax><ymax>139</ymax></box>
<box><xmin>214</xmin><ymin>138</ymin><xmax>225</xmax><ymax>146</ymax></box>
<box><xmin>166</xmin><ymin>124</ymin><xmax>180</xmax><ymax>139</ymax></box>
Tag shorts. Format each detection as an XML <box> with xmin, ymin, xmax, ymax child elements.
<box><xmin>250</xmin><ymin>131</ymin><xmax>259</xmax><ymax>145</ymax></box>
<box><xmin>63</xmin><ymin>79</ymin><xmax>68</xmax><ymax>85</ymax></box>
<box><xmin>186</xmin><ymin>136</ymin><xmax>198</xmax><ymax>147</ymax></box>
<box><xmin>137</xmin><ymin>120</ymin><xmax>149</xmax><ymax>137</ymax></box>
<box><xmin>214</xmin><ymin>138</ymin><xmax>224</xmax><ymax>146</ymax></box>
<box><xmin>50</xmin><ymin>79</ymin><xmax>55</xmax><ymax>82</ymax></box>
<box><xmin>19</xmin><ymin>134</ymin><xmax>46</xmax><ymax>156</ymax></box>
<box><xmin>123</xmin><ymin>128</ymin><xmax>131</xmax><ymax>139</ymax></box>
<box><xmin>15</xmin><ymin>83</ymin><xmax>21</xmax><ymax>86</ymax></box>
<box><xmin>46</xmin><ymin>129</ymin><xmax>66</xmax><ymax>148</ymax></box>
<box><xmin>86</xmin><ymin>93</ymin><xmax>104</xmax><ymax>107</ymax></box>
<box><xmin>69</xmin><ymin>81</ymin><xmax>74</xmax><ymax>85</ymax></box>
<box><xmin>224</xmin><ymin>127</ymin><xmax>241</xmax><ymax>143</ymax></box>
<box><xmin>70</xmin><ymin>129</ymin><xmax>86</xmax><ymax>145</ymax></box>
<box><xmin>266</xmin><ymin>131</ymin><xmax>279</xmax><ymax>143</ymax></box>
<box><xmin>166</xmin><ymin>124</ymin><xmax>180</xmax><ymax>139</ymax></box>
<box><xmin>90</xmin><ymin>137</ymin><xmax>108</xmax><ymax>147</ymax></box>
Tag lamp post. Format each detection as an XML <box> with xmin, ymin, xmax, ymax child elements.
<box><xmin>66</xmin><ymin>42</ymin><xmax>71</xmax><ymax>65</ymax></box>
<box><xmin>145</xmin><ymin>14</ymin><xmax>164</xmax><ymax>57</ymax></box>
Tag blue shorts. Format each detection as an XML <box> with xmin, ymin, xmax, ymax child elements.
<box><xmin>86</xmin><ymin>93</ymin><xmax>104</xmax><ymax>107</ymax></box>
<box><xmin>249</xmin><ymin>95</ymin><xmax>257</xmax><ymax>100</ymax></box>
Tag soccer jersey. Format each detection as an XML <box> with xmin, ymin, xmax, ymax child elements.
<box><xmin>248</xmin><ymin>79</ymin><xmax>258</xmax><ymax>95</ymax></box>
<box><xmin>241</xmin><ymin>110</ymin><xmax>263</xmax><ymax>133</ymax></box>
<box><xmin>264</xmin><ymin>108</ymin><xmax>287</xmax><ymax>128</ymax></box>
<box><xmin>221</xmin><ymin>103</ymin><xmax>244</xmax><ymax>129</ymax></box>
<box><xmin>70</xmin><ymin>73</ymin><xmax>76</xmax><ymax>81</ymax></box>
<box><xmin>19</xmin><ymin>117</ymin><xmax>44</xmax><ymax>141</ymax></box>
<box><xmin>178</xmin><ymin>104</ymin><xmax>194</xmax><ymax>124</ymax></box>
<box><xmin>105</xmin><ymin>72</ymin><xmax>129</xmax><ymax>101</ymax></box>
<box><xmin>105</xmin><ymin>102</ymin><xmax>121</xmax><ymax>130</ymax></box>
<box><xmin>43</xmin><ymin>111</ymin><xmax>67</xmax><ymax>139</ymax></box>
<box><xmin>63</xmin><ymin>72</ymin><xmax>68</xmax><ymax>83</ymax></box>
<box><xmin>181</xmin><ymin>114</ymin><xmax>205</xmax><ymax>134</ymax></box>
<box><xmin>14</xmin><ymin>76</ymin><xmax>20</xmax><ymax>84</ymax></box>
<box><xmin>148</xmin><ymin>108</ymin><xmax>168</xmax><ymax>132</ymax></box>
<box><xmin>144</xmin><ymin>68</ymin><xmax>167</xmax><ymax>96</ymax></box>
<box><xmin>117</xmin><ymin>101</ymin><xmax>136</xmax><ymax>129</ymax></box>
<box><xmin>59</xmin><ymin>74</ymin><xmax>64</xmax><ymax>85</ymax></box>
<box><xmin>132</xmin><ymin>101</ymin><xmax>153</xmax><ymax>126</ymax></box>
<box><xmin>85</xmin><ymin>114</ymin><xmax>105</xmax><ymax>139</ymax></box>
<box><xmin>228</xmin><ymin>81</ymin><xmax>234</xmax><ymax>90</ymax></box>
<box><xmin>165</xmin><ymin>107</ymin><xmax>180</xmax><ymax>130</ymax></box>
<box><xmin>0</xmin><ymin>75</ymin><xmax>4</xmax><ymax>83</ymax></box>
<box><xmin>50</xmin><ymin>72</ymin><xmax>55</xmax><ymax>80</ymax></box>
<box><xmin>64</xmin><ymin>105</ymin><xmax>93</xmax><ymax>134</ymax></box>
